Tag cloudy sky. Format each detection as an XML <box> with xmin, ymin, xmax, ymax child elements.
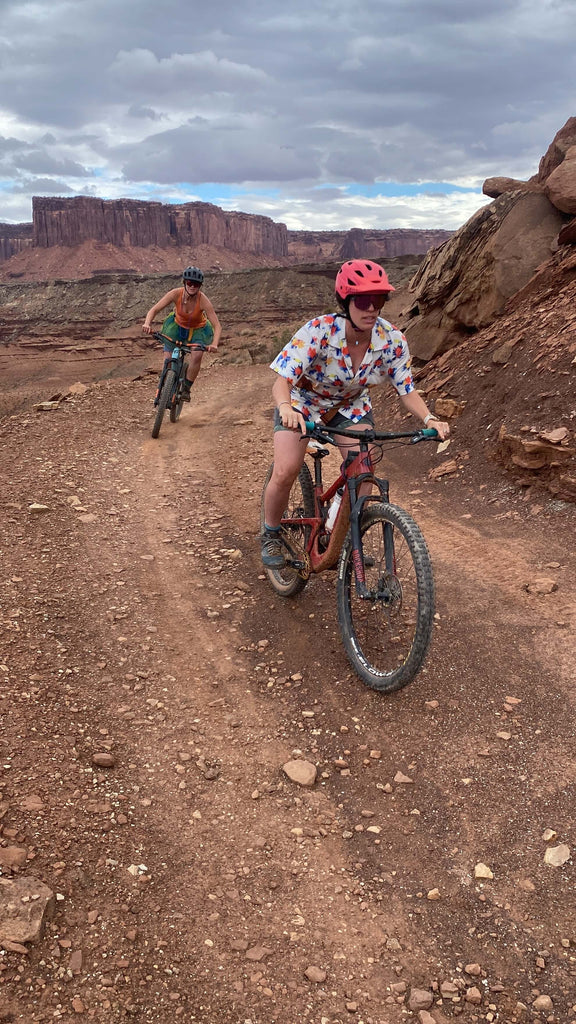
<box><xmin>0</xmin><ymin>0</ymin><xmax>574</xmax><ymax>232</ymax></box>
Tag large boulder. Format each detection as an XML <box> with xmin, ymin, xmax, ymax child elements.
<box><xmin>482</xmin><ymin>177</ymin><xmax>542</xmax><ymax>199</ymax></box>
<box><xmin>481</xmin><ymin>117</ymin><xmax>576</xmax><ymax>223</ymax></box>
<box><xmin>402</xmin><ymin>191</ymin><xmax>564</xmax><ymax>360</ymax></box>
<box><xmin>544</xmin><ymin>145</ymin><xmax>576</xmax><ymax>214</ymax></box>
<box><xmin>533</xmin><ymin>116</ymin><xmax>576</xmax><ymax>182</ymax></box>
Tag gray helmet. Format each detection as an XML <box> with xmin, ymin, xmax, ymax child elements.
<box><xmin>183</xmin><ymin>265</ymin><xmax>204</xmax><ymax>284</ymax></box>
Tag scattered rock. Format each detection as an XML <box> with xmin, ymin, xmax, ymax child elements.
<box><xmin>92</xmin><ymin>752</ymin><xmax>116</xmax><ymax>768</ymax></box>
<box><xmin>408</xmin><ymin>987</ymin><xmax>433</xmax><ymax>1011</ymax></box>
<box><xmin>543</xmin><ymin>844</ymin><xmax>570</xmax><ymax>867</ymax></box>
<box><xmin>20</xmin><ymin>795</ymin><xmax>45</xmax><ymax>812</ymax></box>
<box><xmin>245</xmin><ymin>945</ymin><xmax>272</xmax><ymax>961</ymax></box>
<box><xmin>0</xmin><ymin>846</ymin><xmax>28</xmax><ymax>871</ymax></box>
<box><xmin>464</xmin><ymin>963</ymin><xmax>482</xmax><ymax>976</ymax></box>
<box><xmin>429</xmin><ymin>459</ymin><xmax>458</xmax><ymax>480</ymax></box>
<box><xmin>434</xmin><ymin>398</ymin><xmax>466</xmax><ymax>418</ymax></box>
<box><xmin>282</xmin><ymin>759</ymin><xmax>317</xmax><ymax>787</ymax></box>
<box><xmin>465</xmin><ymin>986</ymin><xmax>482</xmax><ymax>1005</ymax></box>
<box><xmin>417</xmin><ymin>1011</ymin><xmax>437</xmax><ymax>1024</ymax></box>
<box><xmin>35</xmin><ymin>401</ymin><xmax>60</xmax><ymax>411</ymax></box>
<box><xmin>532</xmin><ymin>993</ymin><xmax>554</xmax><ymax>1013</ymax></box>
<box><xmin>304</xmin><ymin>965</ymin><xmax>327</xmax><ymax>983</ymax></box>
<box><xmin>474</xmin><ymin>862</ymin><xmax>494</xmax><ymax>880</ymax></box>
<box><xmin>540</xmin><ymin>426</ymin><xmax>569</xmax><ymax>444</ymax></box>
<box><xmin>524</xmin><ymin>577</ymin><xmax>558</xmax><ymax>595</ymax></box>
<box><xmin>0</xmin><ymin>876</ymin><xmax>55</xmax><ymax>944</ymax></box>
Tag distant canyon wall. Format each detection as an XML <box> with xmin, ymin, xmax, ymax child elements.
<box><xmin>0</xmin><ymin>196</ymin><xmax>452</xmax><ymax>264</ymax></box>
<box><xmin>0</xmin><ymin>222</ymin><xmax>33</xmax><ymax>261</ymax></box>
<box><xmin>31</xmin><ymin>196</ymin><xmax>287</xmax><ymax>257</ymax></box>
<box><xmin>288</xmin><ymin>226</ymin><xmax>452</xmax><ymax>261</ymax></box>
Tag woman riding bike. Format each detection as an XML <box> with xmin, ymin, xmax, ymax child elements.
<box><xmin>261</xmin><ymin>258</ymin><xmax>450</xmax><ymax>568</ymax></box>
<box><xmin>142</xmin><ymin>265</ymin><xmax>222</xmax><ymax>401</ymax></box>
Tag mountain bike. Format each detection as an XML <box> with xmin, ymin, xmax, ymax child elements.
<box><xmin>151</xmin><ymin>332</ymin><xmax>204</xmax><ymax>439</ymax></box>
<box><xmin>260</xmin><ymin>422</ymin><xmax>439</xmax><ymax>693</ymax></box>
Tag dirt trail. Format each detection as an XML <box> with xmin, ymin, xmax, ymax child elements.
<box><xmin>0</xmin><ymin>362</ymin><xmax>575</xmax><ymax>1024</ymax></box>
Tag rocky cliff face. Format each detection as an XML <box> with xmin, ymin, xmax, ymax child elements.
<box><xmin>287</xmin><ymin>226</ymin><xmax>452</xmax><ymax>261</ymax></box>
<box><xmin>404</xmin><ymin>117</ymin><xmax>576</xmax><ymax>360</ymax></box>
<box><xmin>31</xmin><ymin>196</ymin><xmax>288</xmax><ymax>257</ymax></box>
<box><xmin>0</xmin><ymin>197</ymin><xmax>451</xmax><ymax>273</ymax></box>
<box><xmin>0</xmin><ymin>223</ymin><xmax>33</xmax><ymax>261</ymax></box>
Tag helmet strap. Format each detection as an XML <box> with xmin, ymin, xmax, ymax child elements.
<box><xmin>337</xmin><ymin>297</ymin><xmax>364</xmax><ymax>332</ymax></box>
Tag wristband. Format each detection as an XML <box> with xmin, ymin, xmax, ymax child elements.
<box><xmin>423</xmin><ymin>413</ymin><xmax>439</xmax><ymax>426</ymax></box>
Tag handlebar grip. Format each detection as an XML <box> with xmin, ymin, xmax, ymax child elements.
<box><xmin>421</xmin><ymin>427</ymin><xmax>439</xmax><ymax>438</ymax></box>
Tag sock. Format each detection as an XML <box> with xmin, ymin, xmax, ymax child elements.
<box><xmin>264</xmin><ymin>524</ymin><xmax>280</xmax><ymax>533</ymax></box>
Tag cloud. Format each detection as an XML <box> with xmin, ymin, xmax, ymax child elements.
<box><xmin>0</xmin><ymin>0</ymin><xmax>574</xmax><ymax>229</ymax></box>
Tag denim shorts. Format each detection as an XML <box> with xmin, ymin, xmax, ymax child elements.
<box><xmin>273</xmin><ymin>407</ymin><xmax>374</xmax><ymax>432</ymax></box>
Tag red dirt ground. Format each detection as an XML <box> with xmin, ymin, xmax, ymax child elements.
<box><xmin>0</xmin><ymin>356</ymin><xmax>575</xmax><ymax>1024</ymax></box>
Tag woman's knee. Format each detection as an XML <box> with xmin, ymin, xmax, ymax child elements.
<box><xmin>270</xmin><ymin>463</ymin><xmax>301</xmax><ymax>490</ymax></box>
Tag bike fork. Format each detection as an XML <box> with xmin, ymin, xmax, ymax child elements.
<box><xmin>153</xmin><ymin>359</ymin><xmax>171</xmax><ymax>406</ymax></box>
<box><xmin>349</xmin><ymin>479</ymin><xmax>392</xmax><ymax>599</ymax></box>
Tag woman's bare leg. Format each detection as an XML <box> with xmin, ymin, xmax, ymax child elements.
<box><xmin>263</xmin><ymin>429</ymin><xmax>308</xmax><ymax>527</ymax></box>
<box><xmin>186</xmin><ymin>351</ymin><xmax>203</xmax><ymax>384</ymax></box>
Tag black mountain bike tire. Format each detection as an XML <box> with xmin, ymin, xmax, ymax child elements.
<box><xmin>170</xmin><ymin>361</ymin><xmax>187</xmax><ymax>423</ymax></box>
<box><xmin>337</xmin><ymin>503</ymin><xmax>435</xmax><ymax>693</ymax></box>
<box><xmin>152</xmin><ymin>368</ymin><xmax>177</xmax><ymax>439</ymax></box>
<box><xmin>260</xmin><ymin>462</ymin><xmax>315</xmax><ymax>597</ymax></box>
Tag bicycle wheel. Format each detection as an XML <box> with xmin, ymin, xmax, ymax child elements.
<box><xmin>152</xmin><ymin>369</ymin><xmax>176</xmax><ymax>439</ymax></box>
<box><xmin>170</xmin><ymin>362</ymin><xmax>187</xmax><ymax>423</ymax></box>
<box><xmin>337</xmin><ymin>503</ymin><xmax>435</xmax><ymax>692</ymax></box>
<box><xmin>260</xmin><ymin>462</ymin><xmax>314</xmax><ymax>597</ymax></box>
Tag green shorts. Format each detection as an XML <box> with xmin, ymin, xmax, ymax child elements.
<box><xmin>161</xmin><ymin>311</ymin><xmax>214</xmax><ymax>351</ymax></box>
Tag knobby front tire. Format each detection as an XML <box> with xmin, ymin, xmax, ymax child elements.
<box><xmin>260</xmin><ymin>462</ymin><xmax>315</xmax><ymax>597</ymax></box>
<box><xmin>152</xmin><ymin>368</ymin><xmax>176</xmax><ymax>439</ymax></box>
<box><xmin>169</xmin><ymin>383</ymin><xmax>184</xmax><ymax>423</ymax></box>
<box><xmin>337</xmin><ymin>503</ymin><xmax>435</xmax><ymax>693</ymax></box>
<box><xmin>170</xmin><ymin>361</ymin><xmax>188</xmax><ymax>423</ymax></box>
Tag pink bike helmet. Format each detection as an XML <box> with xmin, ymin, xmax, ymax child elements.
<box><xmin>335</xmin><ymin>259</ymin><xmax>395</xmax><ymax>298</ymax></box>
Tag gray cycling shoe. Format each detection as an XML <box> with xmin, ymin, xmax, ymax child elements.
<box><xmin>182</xmin><ymin>382</ymin><xmax>192</xmax><ymax>403</ymax></box>
<box><xmin>261</xmin><ymin>529</ymin><xmax>286</xmax><ymax>569</ymax></box>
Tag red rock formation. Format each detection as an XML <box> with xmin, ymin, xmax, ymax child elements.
<box><xmin>32</xmin><ymin>196</ymin><xmax>288</xmax><ymax>258</ymax></box>
<box><xmin>533</xmin><ymin>116</ymin><xmax>576</xmax><ymax>182</ymax></box>
<box><xmin>0</xmin><ymin>223</ymin><xmax>33</xmax><ymax>261</ymax></box>
<box><xmin>287</xmin><ymin>226</ymin><xmax>452</xmax><ymax>261</ymax></box>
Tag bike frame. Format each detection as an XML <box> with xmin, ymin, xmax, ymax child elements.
<box><xmin>153</xmin><ymin>331</ymin><xmax>206</xmax><ymax>404</ymax></box>
<box><xmin>282</xmin><ymin>424</ymin><xmax>438</xmax><ymax>598</ymax></box>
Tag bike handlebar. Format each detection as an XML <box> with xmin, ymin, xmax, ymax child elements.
<box><xmin>304</xmin><ymin>421</ymin><xmax>439</xmax><ymax>444</ymax></box>
<box><xmin>152</xmin><ymin>331</ymin><xmax>206</xmax><ymax>351</ymax></box>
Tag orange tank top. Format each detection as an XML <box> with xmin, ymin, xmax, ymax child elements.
<box><xmin>174</xmin><ymin>288</ymin><xmax>207</xmax><ymax>331</ymax></box>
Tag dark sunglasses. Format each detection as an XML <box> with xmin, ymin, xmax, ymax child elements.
<box><xmin>351</xmin><ymin>293</ymin><xmax>388</xmax><ymax>311</ymax></box>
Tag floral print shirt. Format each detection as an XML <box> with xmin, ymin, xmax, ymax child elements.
<box><xmin>270</xmin><ymin>313</ymin><xmax>414</xmax><ymax>423</ymax></box>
